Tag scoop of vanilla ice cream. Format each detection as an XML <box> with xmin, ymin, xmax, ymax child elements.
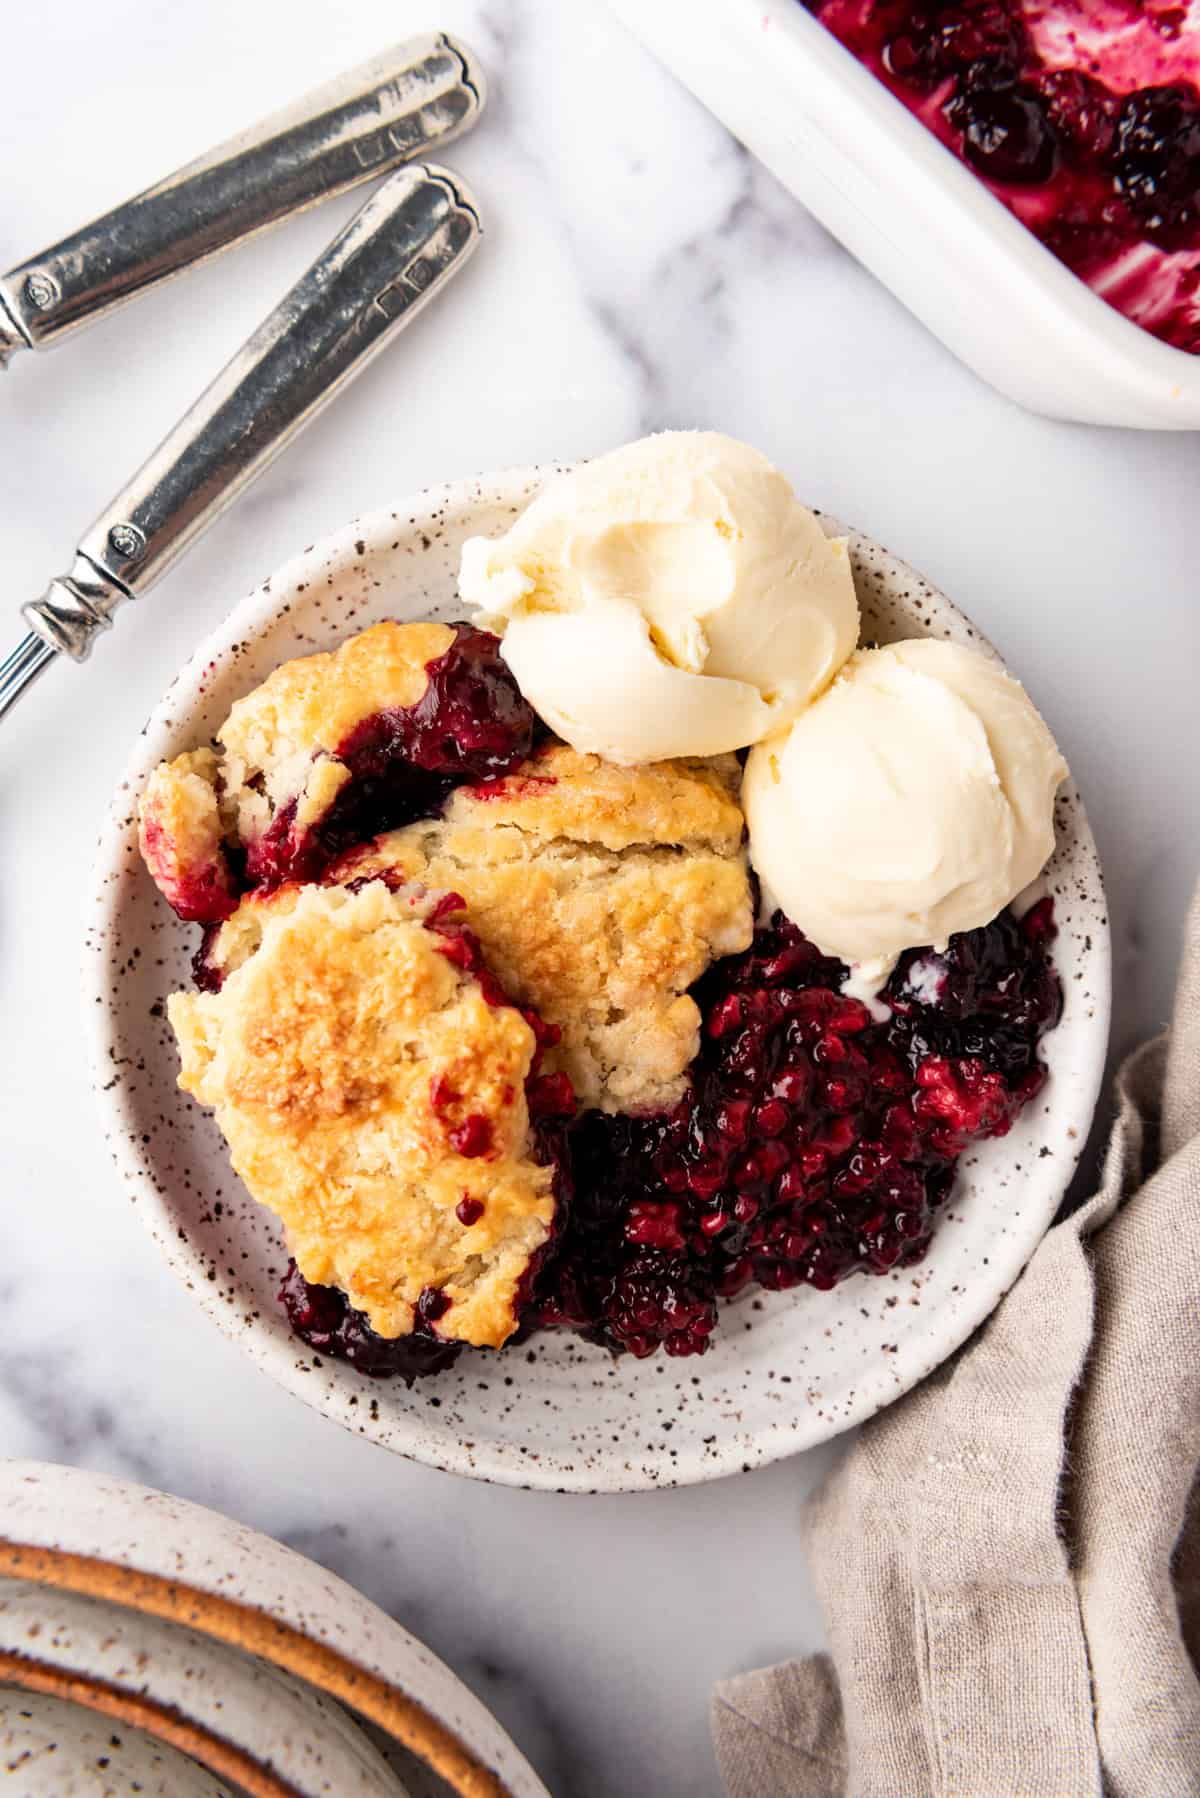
<box><xmin>459</xmin><ymin>432</ymin><xmax>859</xmax><ymax>764</ymax></box>
<box><xmin>742</xmin><ymin>639</ymin><xmax>1068</xmax><ymax>981</ymax></box>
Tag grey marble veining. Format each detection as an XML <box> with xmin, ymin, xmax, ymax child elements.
<box><xmin>1</xmin><ymin>3</ymin><xmax>1198</xmax><ymax>1795</ymax></box>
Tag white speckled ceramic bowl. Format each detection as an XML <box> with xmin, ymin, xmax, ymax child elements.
<box><xmin>0</xmin><ymin>1460</ymin><xmax>547</xmax><ymax>1797</ymax></box>
<box><xmin>85</xmin><ymin>467</ymin><xmax>1110</xmax><ymax>1493</ymax></box>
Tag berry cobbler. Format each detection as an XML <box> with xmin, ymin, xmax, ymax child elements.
<box><xmin>805</xmin><ymin>0</ymin><xmax>1200</xmax><ymax>352</ymax></box>
<box><xmin>140</xmin><ymin>433</ymin><xmax>1067</xmax><ymax>1382</ymax></box>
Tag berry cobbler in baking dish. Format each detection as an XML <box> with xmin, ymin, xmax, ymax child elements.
<box><xmin>139</xmin><ymin>434</ymin><xmax>1067</xmax><ymax>1380</ymax></box>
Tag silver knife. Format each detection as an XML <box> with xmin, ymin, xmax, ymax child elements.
<box><xmin>0</xmin><ymin>162</ymin><xmax>481</xmax><ymax>721</ymax></box>
<box><xmin>0</xmin><ymin>33</ymin><xmax>483</xmax><ymax>366</ymax></box>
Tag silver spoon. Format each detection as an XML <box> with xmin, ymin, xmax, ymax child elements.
<box><xmin>0</xmin><ymin>33</ymin><xmax>483</xmax><ymax>367</ymax></box>
<box><xmin>0</xmin><ymin>162</ymin><xmax>481</xmax><ymax>722</ymax></box>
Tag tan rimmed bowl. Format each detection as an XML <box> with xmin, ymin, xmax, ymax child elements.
<box><xmin>0</xmin><ymin>1460</ymin><xmax>547</xmax><ymax>1796</ymax></box>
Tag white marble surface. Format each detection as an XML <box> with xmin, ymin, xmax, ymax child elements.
<box><xmin>1</xmin><ymin>4</ymin><xmax>1198</xmax><ymax>1794</ymax></box>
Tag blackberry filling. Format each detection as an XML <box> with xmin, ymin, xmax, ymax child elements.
<box><xmin>806</xmin><ymin>0</ymin><xmax>1200</xmax><ymax>352</ymax></box>
<box><xmin>1112</xmin><ymin>84</ymin><xmax>1200</xmax><ymax>246</ymax></box>
<box><xmin>521</xmin><ymin>901</ymin><xmax>1060</xmax><ymax>1358</ymax></box>
<box><xmin>279</xmin><ymin>1264</ymin><xmax>463</xmax><ymax>1384</ymax></box>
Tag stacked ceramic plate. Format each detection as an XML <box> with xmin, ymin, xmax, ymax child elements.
<box><xmin>0</xmin><ymin>1461</ymin><xmax>546</xmax><ymax>1796</ymax></box>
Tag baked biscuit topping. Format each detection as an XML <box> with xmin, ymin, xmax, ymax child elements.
<box><xmin>137</xmin><ymin>621</ymin><xmax>537</xmax><ymax>917</ymax></box>
<box><xmin>329</xmin><ymin>747</ymin><xmax>755</xmax><ymax>1113</ymax></box>
<box><xmin>458</xmin><ymin>743</ymin><xmax>747</xmax><ymax>853</ymax></box>
<box><xmin>168</xmin><ymin>881</ymin><xmax>559</xmax><ymax>1349</ymax></box>
<box><xmin>137</xmin><ymin>749</ymin><xmax>237</xmax><ymax>924</ymax></box>
<box><xmin>218</xmin><ymin>619</ymin><xmax>455</xmax><ymax>849</ymax></box>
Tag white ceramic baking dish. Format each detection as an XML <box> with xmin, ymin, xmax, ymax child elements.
<box><xmin>609</xmin><ymin>0</ymin><xmax>1200</xmax><ymax>428</ymax></box>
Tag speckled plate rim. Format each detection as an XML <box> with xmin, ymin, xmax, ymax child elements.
<box><xmin>0</xmin><ymin>1459</ymin><xmax>547</xmax><ymax>1798</ymax></box>
<box><xmin>84</xmin><ymin>464</ymin><xmax>1111</xmax><ymax>1493</ymax></box>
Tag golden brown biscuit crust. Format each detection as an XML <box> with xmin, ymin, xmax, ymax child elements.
<box><xmin>169</xmin><ymin>881</ymin><xmax>556</xmax><ymax>1348</ymax></box>
<box><xmin>333</xmin><ymin>749</ymin><xmax>754</xmax><ymax>1113</ymax></box>
<box><xmin>461</xmin><ymin>743</ymin><xmax>746</xmax><ymax>853</ymax></box>
<box><xmin>137</xmin><ymin>749</ymin><xmax>236</xmax><ymax>922</ymax></box>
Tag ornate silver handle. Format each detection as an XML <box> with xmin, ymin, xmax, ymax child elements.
<box><xmin>0</xmin><ymin>34</ymin><xmax>483</xmax><ymax>366</ymax></box>
<box><xmin>18</xmin><ymin>163</ymin><xmax>480</xmax><ymax>669</ymax></box>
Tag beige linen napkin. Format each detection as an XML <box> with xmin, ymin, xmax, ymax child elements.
<box><xmin>713</xmin><ymin>886</ymin><xmax>1200</xmax><ymax>1798</ymax></box>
